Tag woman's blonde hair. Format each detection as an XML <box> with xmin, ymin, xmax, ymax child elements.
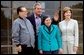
<box><xmin>63</xmin><ymin>7</ymin><xmax>72</xmax><ymax>19</ymax></box>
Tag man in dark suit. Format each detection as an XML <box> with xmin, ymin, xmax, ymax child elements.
<box><xmin>27</xmin><ymin>2</ymin><xmax>45</xmax><ymax>54</ymax></box>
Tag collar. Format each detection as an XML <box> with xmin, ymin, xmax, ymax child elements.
<box><xmin>43</xmin><ymin>25</ymin><xmax>54</xmax><ymax>34</ymax></box>
<box><xmin>19</xmin><ymin>16</ymin><xmax>27</xmax><ymax>20</ymax></box>
<box><xmin>34</xmin><ymin>13</ymin><xmax>41</xmax><ymax>19</ymax></box>
<box><xmin>19</xmin><ymin>16</ymin><xmax>23</xmax><ymax>20</ymax></box>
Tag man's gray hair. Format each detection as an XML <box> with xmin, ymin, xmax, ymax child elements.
<box><xmin>33</xmin><ymin>2</ymin><xmax>41</xmax><ymax>9</ymax></box>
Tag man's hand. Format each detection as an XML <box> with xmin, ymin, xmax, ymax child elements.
<box><xmin>16</xmin><ymin>45</ymin><xmax>22</xmax><ymax>52</ymax></box>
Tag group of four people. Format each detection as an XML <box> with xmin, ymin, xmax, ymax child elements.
<box><xmin>12</xmin><ymin>2</ymin><xmax>79</xmax><ymax>54</ymax></box>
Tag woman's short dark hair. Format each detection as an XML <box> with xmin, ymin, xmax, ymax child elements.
<box><xmin>42</xmin><ymin>15</ymin><xmax>51</xmax><ymax>25</ymax></box>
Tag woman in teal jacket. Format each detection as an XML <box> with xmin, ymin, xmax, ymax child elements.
<box><xmin>38</xmin><ymin>16</ymin><xmax>63</xmax><ymax>54</ymax></box>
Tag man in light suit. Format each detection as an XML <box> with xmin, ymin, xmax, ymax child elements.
<box><xmin>12</xmin><ymin>6</ymin><xmax>35</xmax><ymax>54</ymax></box>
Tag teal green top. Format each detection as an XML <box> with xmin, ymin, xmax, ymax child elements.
<box><xmin>38</xmin><ymin>24</ymin><xmax>62</xmax><ymax>51</ymax></box>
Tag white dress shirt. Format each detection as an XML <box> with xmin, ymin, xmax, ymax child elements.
<box><xmin>34</xmin><ymin>14</ymin><xmax>41</xmax><ymax>35</ymax></box>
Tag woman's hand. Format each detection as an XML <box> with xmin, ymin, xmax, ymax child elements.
<box><xmin>58</xmin><ymin>48</ymin><xmax>63</xmax><ymax>54</ymax></box>
<box><xmin>39</xmin><ymin>50</ymin><xmax>43</xmax><ymax>54</ymax></box>
<box><xmin>54</xmin><ymin>12</ymin><xmax>59</xmax><ymax>21</ymax></box>
<box><xmin>73</xmin><ymin>46</ymin><xmax>78</xmax><ymax>52</ymax></box>
<box><xmin>32</xmin><ymin>45</ymin><xmax>35</xmax><ymax>49</ymax></box>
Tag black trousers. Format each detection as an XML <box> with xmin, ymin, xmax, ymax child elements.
<box><xmin>34</xmin><ymin>35</ymin><xmax>39</xmax><ymax>54</ymax></box>
<box><xmin>18</xmin><ymin>45</ymin><xmax>35</xmax><ymax>54</ymax></box>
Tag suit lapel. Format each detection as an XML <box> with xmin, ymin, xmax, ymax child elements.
<box><xmin>32</xmin><ymin>13</ymin><xmax>36</xmax><ymax>27</ymax></box>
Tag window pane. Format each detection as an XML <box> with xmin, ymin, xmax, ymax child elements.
<box><xmin>62</xmin><ymin>1</ymin><xmax>83</xmax><ymax>8</ymax></box>
<box><xmin>12</xmin><ymin>1</ymin><xmax>36</xmax><ymax>8</ymax></box>
<box><xmin>44</xmin><ymin>9</ymin><xmax>55</xmax><ymax>17</ymax></box>
<box><xmin>45</xmin><ymin>1</ymin><xmax>60</xmax><ymax>9</ymax></box>
<box><xmin>1</xmin><ymin>8</ymin><xmax>12</xmax><ymax>45</ymax></box>
<box><xmin>38</xmin><ymin>1</ymin><xmax>60</xmax><ymax>18</ymax></box>
<box><xmin>1</xmin><ymin>47</ymin><xmax>12</xmax><ymax>54</ymax></box>
<box><xmin>1</xmin><ymin>8</ymin><xmax>11</xmax><ymax>18</ymax></box>
<box><xmin>1</xmin><ymin>1</ymin><xmax>11</xmax><ymax>8</ymax></box>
